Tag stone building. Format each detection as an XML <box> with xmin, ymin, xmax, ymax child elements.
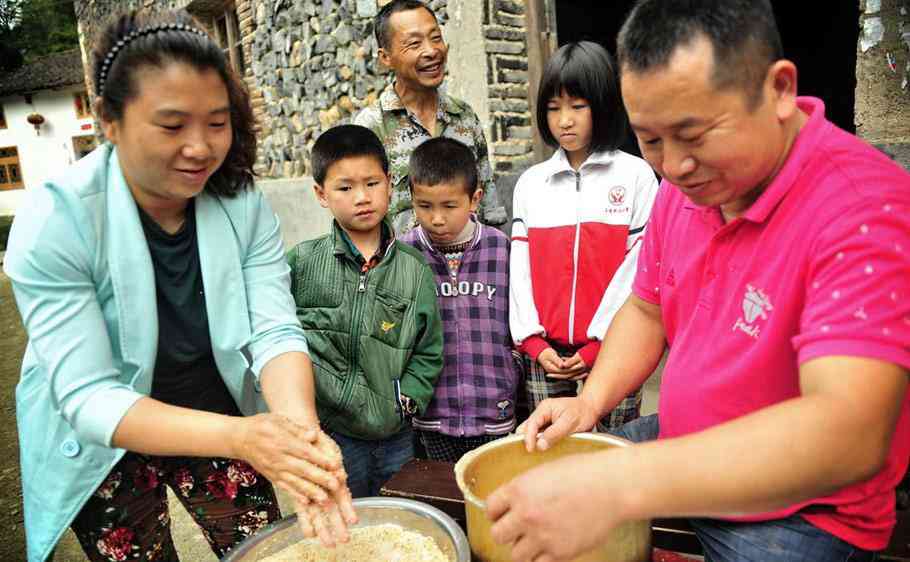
<box><xmin>72</xmin><ymin>0</ymin><xmax>910</xmax><ymax>242</ymax></box>
<box><xmin>74</xmin><ymin>0</ymin><xmax>539</xmax><ymax>240</ymax></box>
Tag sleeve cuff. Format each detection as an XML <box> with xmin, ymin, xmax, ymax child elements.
<box><xmin>798</xmin><ymin>339</ymin><xmax>910</xmax><ymax>371</ymax></box>
<box><xmin>519</xmin><ymin>335</ymin><xmax>551</xmax><ymax>362</ymax></box>
<box><xmin>72</xmin><ymin>386</ymin><xmax>145</xmax><ymax>447</ymax></box>
<box><xmin>250</xmin><ymin>339</ymin><xmax>310</xmax><ymax>379</ymax></box>
<box><xmin>578</xmin><ymin>342</ymin><xmax>601</xmax><ymax>368</ymax></box>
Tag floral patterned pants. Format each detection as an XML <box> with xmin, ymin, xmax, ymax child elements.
<box><xmin>71</xmin><ymin>452</ymin><xmax>280</xmax><ymax>562</ymax></box>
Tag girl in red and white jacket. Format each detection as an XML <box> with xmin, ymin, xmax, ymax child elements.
<box><xmin>510</xmin><ymin>41</ymin><xmax>659</xmax><ymax>431</ymax></box>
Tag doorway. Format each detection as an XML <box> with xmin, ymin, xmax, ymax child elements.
<box><xmin>553</xmin><ymin>0</ymin><xmax>860</xmax><ymax>139</ymax></box>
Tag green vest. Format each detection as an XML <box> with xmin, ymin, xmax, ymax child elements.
<box><xmin>287</xmin><ymin>223</ymin><xmax>443</xmax><ymax>439</ymax></box>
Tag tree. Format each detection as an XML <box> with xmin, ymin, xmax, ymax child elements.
<box><xmin>0</xmin><ymin>0</ymin><xmax>78</xmax><ymax>70</ymax></box>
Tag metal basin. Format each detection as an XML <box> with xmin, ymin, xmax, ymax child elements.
<box><xmin>222</xmin><ymin>496</ymin><xmax>471</xmax><ymax>562</ymax></box>
<box><xmin>454</xmin><ymin>432</ymin><xmax>652</xmax><ymax>562</ymax></box>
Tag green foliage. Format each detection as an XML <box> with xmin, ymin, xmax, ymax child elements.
<box><xmin>0</xmin><ymin>0</ymin><xmax>78</xmax><ymax>68</ymax></box>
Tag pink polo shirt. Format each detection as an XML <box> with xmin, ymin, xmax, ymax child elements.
<box><xmin>633</xmin><ymin>97</ymin><xmax>910</xmax><ymax>550</ymax></box>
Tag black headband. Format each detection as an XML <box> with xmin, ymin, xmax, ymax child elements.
<box><xmin>98</xmin><ymin>23</ymin><xmax>209</xmax><ymax>97</ymax></box>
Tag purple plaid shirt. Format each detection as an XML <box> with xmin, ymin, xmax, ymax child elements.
<box><xmin>400</xmin><ymin>222</ymin><xmax>518</xmax><ymax>436</ymax></box>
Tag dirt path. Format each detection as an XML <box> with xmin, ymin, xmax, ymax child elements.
<box><xmin>1</xmin><ymin>270</ymin><xmax>28</xmax><ymax>561</ymax></box>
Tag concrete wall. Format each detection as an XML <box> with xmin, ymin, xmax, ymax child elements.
<box><xmin>0</xmin><ymin>86</ymin><xmax>95</xmax><ymax>215</ymax></box>
<box><xmin>258</xmin><ymin>177</ymin><xmax>332</xmax><ymax>248</ymax></box>
<box><xmin>444</xmin><ymin>0</ymin><xmax>492</xmax><ymax>143</ymax></box>
<box><xmin>855</xmin><ymin>0</ymin><xmax>910</xmax><ymax>169</ymax></box>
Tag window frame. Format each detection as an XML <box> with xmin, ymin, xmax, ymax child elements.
<box><xmin>73</xmin><ymin>91</ymin><xmax>92</xmax><ymax>119</ymax></box>
<box><xmin>0</xmin><ymin>146</ymin><xmax>25</xmax><ymax>190</ymax></box>
<box><xmin>211</xmin><ymin>6</ymin><xmax>245</xmax><ymax>76</ymax></box>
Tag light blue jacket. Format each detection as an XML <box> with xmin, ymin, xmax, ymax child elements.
<box><xmin>3</xmin><ymin>144</ymin><xmax>309</xmax><ymax>561</ymax></box>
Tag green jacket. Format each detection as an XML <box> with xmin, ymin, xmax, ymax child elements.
<box><xmin>287</xmin><ymin>222</ymin><xmax>444</xmax><ymax>439</ymax></box>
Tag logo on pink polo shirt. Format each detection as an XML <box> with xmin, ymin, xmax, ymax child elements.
<box><xmin>733</xmin><ymin>284</ymin><xmax>774</xmax><ymax>339</ymax></box>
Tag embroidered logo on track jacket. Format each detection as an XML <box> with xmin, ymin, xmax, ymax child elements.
<box><xmin>509</xmin><ymin>148</ymin><xmax>660</xmax><ymax>364</ymax></box>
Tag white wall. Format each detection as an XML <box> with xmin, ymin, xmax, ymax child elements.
<box><xmin>258</xmin><ymin>177</ymin><xmax>332</xmax><ymax>249</ymax></box>
<box><xmin>0</xmin><ymin>86</ymin><xmax>95</xmax><ymax>215</ymax></box>
<box><xmin>444</xmin><ymin>0</ymin><xmax>492</xmax><ymax>142</ymax></box>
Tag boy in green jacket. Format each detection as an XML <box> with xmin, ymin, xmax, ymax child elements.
<box><xmin>287</xmin><ymin>124</ymin><xmax>443</xmax><ymax>497</ymax></box>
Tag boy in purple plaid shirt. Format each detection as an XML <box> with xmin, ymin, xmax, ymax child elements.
<box><xmin>399</xmin><ymin>138</ymin><xmax>519</xmax><ymax>462</ymax></box>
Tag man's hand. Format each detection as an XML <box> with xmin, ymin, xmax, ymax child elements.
<box><xmin>486</xmin><ymin>451</ymin><xmax>625</xmax><ymax>562</ymax></box>
<box><xmin>516</xmin><ymin>396</ymin><xmax>598</xmax><ymax>452</ymax></box>
<box><xmin>232</xmin><ymin>414</ymin><xmax>342</xmax><ymax>505</ymax></box>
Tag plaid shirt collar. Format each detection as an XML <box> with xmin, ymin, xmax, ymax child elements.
<box><xmin>334</xmin><ymin>221</ymin><xmax>394</xmax><ymax>272</ymax></box>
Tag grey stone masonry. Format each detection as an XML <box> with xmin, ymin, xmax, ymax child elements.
<box><xmin>74</xmin><ymin>0</ymin><xmax>538</xmax><ymax>188</ymax></box>
<box><xmin>483</xmin><ymin>0</ymin><xmax>534</xmax><ymax>174</ymax></box>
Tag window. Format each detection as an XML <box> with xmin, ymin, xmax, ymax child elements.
<box><xmin>0</xmin><ymin>104</ymin><xmax>6</xmax><ymax>129</ymax></box>
<box><xmin>212</xmin><ymin>7</ymin><xmax>245</xmax><ymax>76</ymax></box>
<box><xmin>0</xmin><ymin>146</ymin><xmax>24</xmax><ymax>190</ymax></box>
<box><xmin>72</xmin><ymin>135</ymin><xmax>98</xmax><ymax>161</ymax></box>
<box><xmin>74</xmin><ymin>91</ymin><xmax>92</xmax><ymax>119</ymax></box>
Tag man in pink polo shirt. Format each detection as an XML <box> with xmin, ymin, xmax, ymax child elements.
<box><xmin>484</xmin><ymin>1</ymin><xmax>910</xmax><ymax>561</ymax></box>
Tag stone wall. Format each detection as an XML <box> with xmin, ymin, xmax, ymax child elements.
<box><xmin>855</xmin><ymin>0</ymin><xmax>910</xmax><ymax>169</ymax></box>
<box><xmin>483</xmin><ymin>0</ymin><xmax>534</xmax><ymax>177</ymax></box>
<box><xmin>74</xmin><ymin>0</ymin><xmax>537</xmax><ymax>185</ymax></box>
<box><xmin>250</xmin><ymin>0</ymin><xmax>451</xmax><ymax>178</ymax></box>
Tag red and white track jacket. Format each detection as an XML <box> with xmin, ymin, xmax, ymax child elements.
<box><xmin>509</xmin><ymin>148</ymin><xmax>659</xmax><ymax>366</ymax></box>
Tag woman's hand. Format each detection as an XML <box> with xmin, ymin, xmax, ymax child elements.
<box><xmin>232</xmin><ymin>414</ymin><xmax>342</xmax><ymax>505</ymax></box>
<box><xmin>295</xmin><ymin>431</ymin><xmax>358</xmax><ymax>546</ymax></box>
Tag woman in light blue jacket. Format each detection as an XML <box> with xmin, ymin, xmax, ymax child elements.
<box><xmin>4</xmin><ymin>10</ymin><xmax>355</xmax><ymax>562</ymax></box>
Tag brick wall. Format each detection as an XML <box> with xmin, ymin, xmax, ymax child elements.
<box><xmin>484</xmin><ymin>0</ymin><xmax>534</xmax><ymax>178</ymax></box>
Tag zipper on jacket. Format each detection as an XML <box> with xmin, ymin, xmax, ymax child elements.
<box><xmin>567</xmin><ymin>172</ymin><xmax>582</xmax><ymax>345</ymax></box>
<box><xmin>431</xmin><ymin>238</ymin><xmax>467</xmax><ymax>436</ymax></box>
<box><xmin>338</xmin><ymin>264</ymin><xmax>369</xmax><ymax>412</ymax></box>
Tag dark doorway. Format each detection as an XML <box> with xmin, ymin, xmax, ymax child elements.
<box><xmin>553</xmin><ymin>0</ymin><xmax>639</xmax><ymax>155</ymax></box>
<box><xmin>554</xmin><ymin>0</ymin><xmax>860</xmax><ymax>140</ymax></box>
<box><xmin>772</xmin><ymin>2</ymin><xmax>859</xmax><ymax>133</ymax></box>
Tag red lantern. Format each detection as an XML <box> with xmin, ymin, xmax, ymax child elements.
<box><xmin>26</xmin><ymin>112</ymin><xmax>45</xmax><ymax>135</ymax></box>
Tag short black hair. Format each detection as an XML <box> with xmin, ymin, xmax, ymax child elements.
<box><xmin>409</xmin><ymin>138</ymin><xmax>478</xmax><ymax>196</ymax></box>
<box><xmin>617</xmin><ymin>0</ymin><xmax>784</xmax><ymax>109</ymax></box>
<box><xmin>374</xmin><ymin>0</ymin><xmax>437</xmax><ymax>50</ymax></box>
<box><xmin>311</xmin><ymin>124</ymin><xmax>389</xmax><ymax>185</ymax></box>
<box><xmin>536</xmin><ymin>41</ymin><xmax>627</xmax><ymax>153</ymax></box>
<box><xmin>93</xmin><ymin>10</ymin><xmax>257</xmax><ymax>197</ymax></box>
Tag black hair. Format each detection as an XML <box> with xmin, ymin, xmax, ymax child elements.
<box><xmin>536</xmin><ymin>41</ymin><xmax>627</xmax><ymax>153</ymax></box>
<box><xmin>374</xmin><ymin>0</ymin><xmax>437</xmax><ymax>50</ymax></box>
<box><xmin>408</xmin><ymin>137</ymin><xmax>477</xmax><ymax>196</ymax></box>
<box><xmin>92</xmin><ymin>10</ymin><xmax>257</xmax><ymax>197</ymax></box>
<box><xmin>617</xmin><ymin>0</ymin><xmax>784</xmax><ymax>109</ymax></box>
<box><xmin>311</xmin><ymin>124</ymin><xmax>389</xmax><ymax>185</ymax></box>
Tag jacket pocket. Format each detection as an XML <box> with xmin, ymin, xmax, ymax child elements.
<box><xmin>311</xmin><ymin>359</ymin><xmax>347</xmax><ymax>417</ymax></box>
<box><xmin>370</xmin><ymin>289</ymin><xmax>408</xmax><ymax>348</ymax></box>
<box><xmin>345</xmin><ymin>381</ymin><xmax>403</xmax><ymax>439</ymax></box>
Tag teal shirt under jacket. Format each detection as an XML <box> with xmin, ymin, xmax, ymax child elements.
<box><xmin>4</xmin><ymin>144</ymin><xmax>309</xmax><ymax>561</ymax></box>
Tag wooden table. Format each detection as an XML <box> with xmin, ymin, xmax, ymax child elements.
<box><xmin>381</xmin><ymin>459</ymin><xmax>910</xmax><ymax>561</ymax></box>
